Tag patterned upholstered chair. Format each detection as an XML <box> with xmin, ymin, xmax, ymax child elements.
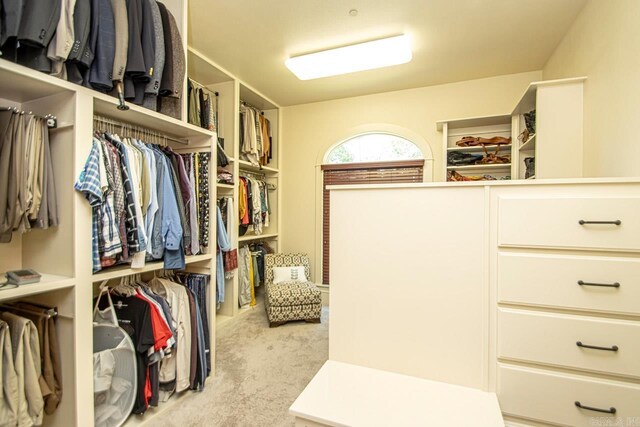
<box><xmin>264</xmin><ymin>253</ymin><xmax>322</xmax><ymax>327</ymax></box>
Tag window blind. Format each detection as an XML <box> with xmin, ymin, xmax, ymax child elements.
<box><xmin>321</xmin><ymin>160</ymin><xmax>424</xmax><ymax>284</ymax></box>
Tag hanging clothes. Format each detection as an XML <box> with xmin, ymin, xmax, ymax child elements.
<box><xmin>237</xmin><ymin>175</ymin><xmax>271</xmax><ymax>237</ymax></box>
<box><xmin>215</xmin><ymin>204</ymin><xmax>230</xmax><ymax>306</ymax></box>
<box><xmin>187</xmin><ymin>79</ymin><xmax>217</xmax><ymax>132</ymax></box>
<box><xmin>0</xmin><ymin>303</ymin><xmax>63</xmax><ymax>426</ymax></box>
<box><xmin>96</xmin><ymin>272</ymin><xmax>210</xmax><ymax>416</ymax></box>
<box><xmin>76</xmin><ymin>132</ymin><xmax>211</xmax><ymax>273</ymax></box>
<box><xmin>238</xmin><ymin>246</ymin><xmax>252</xmax><ymax>308</ymax></box>
<box><xmin>239</xmin><ymin>105</ymin><xmax>272</xmax><ymax>167</ymax></box>
<box><xmin>0</xmin><ymin>111</ymin><xmax>59</xmax><ymax>244</ymax></box>
<box><xmin>1</xmin><ymin>1</ymin><xmax>184</xmax><ymax>115</ymax></box>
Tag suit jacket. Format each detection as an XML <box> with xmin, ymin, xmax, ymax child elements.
<box><xmin>157</xmin><ymin>2</ymin><xmax>184</xmax><ymax>119</ymax></box>
<box><xmin>109</xmin><ymin>0</ymin><xmax>128</xmax><ymax>81</ymax></box>
<box><xmin>124</xmin><ymin>0</ymin><xmax>144</xmax><ymax>100</ymax></box>
<box><xmin>88</xmin><ymin>0</ymin><xmax>116</xmax><ymax>91</ymax></box>
<box><xmin>142</xmin><ymin>0</ymin><xmax>165</xmax><ymax>110</ymax></box>
<box><xmin>17</xmin><ymin>0</ymin><xmax>61</xmax><ymax>47</ymax></box>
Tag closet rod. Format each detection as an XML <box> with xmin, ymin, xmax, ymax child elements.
<box><xmin>93</xmin><ymin>115</ymin><xmax>189</xmax><ymax>145</ymax></box>
<box><xmin>239</xmin><ymin>170</ymin><xmax>267</xmax><ymax>179</ymax></box>
<box><xmin>240</xmin><ymin>100</ymin><xmax>264</xmax><ymax>115</ymax></box>
<box><xmin>2</xmin><ymin>106</ymin><xmax>58</xmax><ymax>128</ymax></box>
<box><xmin>189</xmin><ymin>78</ymin><xmax>219</xmax><ymax>97</ymax></box>
<box><xmin>0</xmin><ymin>304</ymin><xmax>58</xmax><ymax>319</ymax></box>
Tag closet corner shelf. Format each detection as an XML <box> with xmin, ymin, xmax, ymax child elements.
<box><xmin>238</xmin><ymin>160</ymin><xmax>279</xmax><ymax>174</ymax></box>
<box><xmin>446</xmin><ymin>163</ymin><xmax>511</xmax><ymax>172</ymax></box>
<box><xmin>0</xmin><ymin>274</ymin><xmax>75</xmax><ymax>302</ymax></box>
<box><xmin>519</xmin><ymin>134</ymin><xmax>536</xmax><ymax>151</ymax></box>
<box><xmin>93</xmin><ymin>93</ymin><xmax>217</xmax><ymax>141</ymax></box>
<box><xmin>238</xmin><ymin>233</ymin><xmax>279</xmax><ymax>242</ymax></box>
<box><xmin>447</xmin><ymin>144</ymin><xmax>512</xmax><ymax>153</ymax></box>
<box><xmin>91</xmin><ymin>254</ymin><xmax>213</xmax><ymax>282</ymax></box>
<box><xmin>217</xmin><ymin>183</ymin><xmax>235</xmax><ymax>189</ymax></box>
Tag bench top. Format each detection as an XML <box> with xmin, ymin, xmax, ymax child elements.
<box><xmin>290</xmin><ymin>360</ymin><xmax>504</xmax><ymax>427</ymax></box>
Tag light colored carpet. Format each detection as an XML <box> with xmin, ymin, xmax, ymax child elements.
<box><xmin>161</xmin><ymin>304</ymin><xmax>329</xmax><ymax>427</ymax></box>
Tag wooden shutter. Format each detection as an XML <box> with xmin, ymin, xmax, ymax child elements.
<box><xmin>321</xmin><ymin>160</ymin><xmax>424</xmax><ymax>285</ymax></box>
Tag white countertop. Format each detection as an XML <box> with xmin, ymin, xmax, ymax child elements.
<box><xmin>289</xmin><ymin>361</ymin><xmax>504</xmax><ymax>427</ymax></box>
<box><xmin>327</xmin><ymin>176</ymin><xmax>640</xmax><ymax>191</ymax></box>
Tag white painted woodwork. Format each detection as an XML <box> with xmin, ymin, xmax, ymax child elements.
<box><xmin>498</xmin><ymin>308</ymin><xmax>640</xmax><ymax>378</ymax></box>
<box><xmin>329</xmin><ymin>179</ymin><xmax>640</xmax><ymax>427</ymax></box>
<box><xmin>497</xmin><ymin>252</ymin><xmax>640</xmax><ymax>316</ymax></box>
<box><xmin>497</xmin><ymin>364</ymin><xmax>640</xmax><ymax>427</ymax></box>
<box><xmin>497</xmin><ymin>196</ymin><xmax>640</xmax><ymax>252</ymax></box>
<box><xmin>330</xmin><ymin>186</ymin><xmax>487</xmax><ymax>388</ymax></box>
<box><xmin>290</xmin><ymin>361</ymin><xmax>504</xmax><ymax>427</ymax></box>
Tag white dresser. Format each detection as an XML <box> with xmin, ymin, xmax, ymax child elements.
<box><xmin>329</xmin><ymin>179</ymin><xmax>640</xmax><ymax>427</ymax></box>
<box><xmin>491</xmin><ymin>184</ymin><xmax>640</xmax><ymax>426</ymax></box>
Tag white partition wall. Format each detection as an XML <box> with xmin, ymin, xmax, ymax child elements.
<box><xmin>329</xmin><ymin>185</ymin><xmax>488</xmax><ymax>389</ymax></box>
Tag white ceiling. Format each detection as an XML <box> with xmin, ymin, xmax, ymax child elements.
<box><xmin>188</xmin><ymin>0</ymin><xmax>587</xmax><ymax>107</ymax></box>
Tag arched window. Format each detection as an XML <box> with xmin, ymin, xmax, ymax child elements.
<box><xmin>321</xmin><ymin>133</ymin><xmax>425</xmax><ymax>284</ymax></box>
<box><xmin>325</xmin><ymin>133</ymin><xmax>423</xmax><ymax>164</ymax></box>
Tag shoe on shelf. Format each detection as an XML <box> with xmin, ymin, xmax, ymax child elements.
<box><xmin>448</xmin><ymin>151</ymin><xmax>484</xmax><ymax>166</ymax></box>
<box><xmin>455</xmin><ymin>136</ymin><xmax>511</xmax><ymax>147</ymax></box>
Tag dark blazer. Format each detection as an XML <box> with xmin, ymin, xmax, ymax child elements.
<box><xmin>88</xmin><ymin>0</ymin><xmax>116</xmax><ymax>91</ymax></box>
<box><xmin>67</xmin><ymin>0</ymin><xmax>92</xmax><ymax>63</ymax></box>
<box><xmin>124</xmin><ymin>0</ymin><xmax>144</xmax><ymax>100</ymax></box>
<box><xmin>17</xmin><ymin>0</ymin><xmax>61</xmax><ymax>47</ymax></box>
<box><xmin>157</xmin><ymin>2</ymin><xmax>184</xmax><ymax>119</ymax></box>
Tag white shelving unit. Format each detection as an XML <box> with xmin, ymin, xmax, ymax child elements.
<box><xmin>438</xmin><ymin>77</ymin><xmax>586</xmax><ymax>182</ymax></box>
<box><xmin>0</xmin><ymin>0</ymin><xmax>219</xmax><ymax>423</ymax></box>
<box><xmin>511</xmin><ymin>77</ymin><xmax>585</xmax><ymax>179</ymax></box>
<box><xmin>437</xmin><ymin>115</ymin><xmax>514</xmax><ymax>181</ymax></box>
<box><xmin>187</xmin><ymin>48</ymin><xmax>282</xmax><ymax>324</ymax></box>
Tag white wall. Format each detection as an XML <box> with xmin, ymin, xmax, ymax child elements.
<box><xmin>329</xmin><ymin>186</ymin><xmax>487</xmax><ymax>388</ymax></box>
<box><xmin>280</xmin><ymin>71</ymin><xmax>540</xmax><ymax>281</ymax></box>
<box><xmin>543</xmin><ymin>0</ymin><xmax>640</xmax><ymax>178</ymax></box>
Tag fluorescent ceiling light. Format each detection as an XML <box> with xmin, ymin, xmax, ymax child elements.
<box><xmin>285</xmin><ymin>35</ymin><xmax>412</xmax><ymax>80</ymax></box>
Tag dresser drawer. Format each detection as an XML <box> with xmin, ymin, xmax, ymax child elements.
<box><xmin>498</xmin><ymin>364</ymin><xmax>640</xmax><ymax>426</ymax></box>
<box><xmin>498</xmin><ymin>309</ymin><xmax>640</xmax><ymax>378</ymax></box>
<box><xmin>497</xmin><ymin>197</ymin><xmax>640</xmax><ymax>252</ymax></box>
<box><xmin>498</xmin><ymin>252</ymin><xmax>640</xmax><ymax>316</ymax></box>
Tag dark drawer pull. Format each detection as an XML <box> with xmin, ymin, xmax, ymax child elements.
<box><xmin>576</xmin><ymin>341</ymin><xmax>619</xmax><ymax>352</ymax></box>
<box><xmin>579</xmin><ymin>219</ymin><xmax>621</xmax><ymax>225</ymax></box>
<box><xmin>575</xmin><ymin>401</ymin><xmax>616</xmax><ymax>414</ymax></box>
<box><xmin>578</xmin><ymin>280</ymin><xmax>621</xmax><ymax>288</ymax></box>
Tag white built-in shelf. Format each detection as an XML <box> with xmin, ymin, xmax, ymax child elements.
<box><xmin>447</xmin><ymin>164</ymin><xmax>511</xmax><ymax>172</ymax></box>
<box><xmin>50</xmin><ymin>122</ymin><xmax>74</xmax><ymax>132</ymax></box>
<box><xmin>0</xmin><ymin>274</ymin><xmax>75</xmax><ymax>302</ymax></box>
<box><xmin>0</xmin><ymin>59</ymin><xmax>74</xmax><ymax>102</ymax></box>
<box><xmin>217</xmin><ymin>183</ymin><xmax>235</xmax><ymax>189</ymax></box>
<box><xmin>526</xmin><ymin>175</ymin><xmax>536</xmax><ymax>180</ymax></box>
<box><xmin>238</xmin><ymin>233</ymin><xmax>278</xmax><ymax>242</ymax></box>
<box><xmin>436</xmin><ymin>114</ymin><xmax>512</xmax><ymax>132</ymax></box>
<box><xmin>238</xmin><ymin>159</ymin><xmax>279</xmax><ymax>174</ymax></box>
<box><xmin>92</xmin><ymin>253</ymin><xmax>213</xmax><ymax>282</ymax></box>
<box><xmin>447</xmin><ymin>144</ymin><xmax>512</xmax><ymax>153</ymax></box>
<box><xmin>519</xmin><ymin>134</ymin><xmax>536</xmax><ymax>151</ymax></box>
<box><xmin>93</xmin><ymin>93</ymin><xmax>217</xmax><ymax>141</ymax></box>
<box><xmin>187</xmin><ymin>46</ymin><xmax>235</xmax><ymax>86</ymax></box>
<box><xmin>227</xmin><ymin>156</ymin><xmax>235</xmax><ymax>162</ymax></box>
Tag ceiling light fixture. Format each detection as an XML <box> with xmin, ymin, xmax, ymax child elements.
<box><xmin>285</xmin><ymin>35</ymin><xmax>412</xmax><ymax>80</ymax></box>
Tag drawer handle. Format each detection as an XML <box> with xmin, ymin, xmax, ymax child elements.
<box><xmin>576</xmin><ymin>341</ymin><xmax>619</xmax><ymax>352</ymax></box>
<box><xmin>577</xmin><ymin>280</ymin><xmax>621</xmax><ymax>288</ymax></box>
<box><xmin>575</xmin><ymin>401</ymin><xmax>617</xmax><ymax>414</ymax></box>
<box><xmin>578</xmin><ymin>219</ymin><xmax>621</xmax><ymax>226</ymax></box>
